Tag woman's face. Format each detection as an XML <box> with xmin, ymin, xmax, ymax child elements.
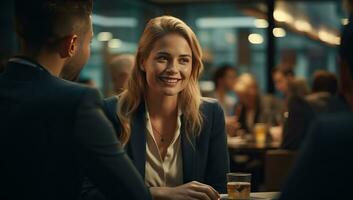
<box><xmin>142</xmin><ymin>33</ymin><xmax>193</xmax><ymax>97</ymax></box>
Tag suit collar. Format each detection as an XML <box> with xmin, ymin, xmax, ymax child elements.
<box><xmin>8</xmin><ymin>56</ymin><xmax>51</xmax><ymax>75</ymax></box>
<box><xmin>128</xmin><ymin>102</ymin><xmax>147</xmax><ymax>178</ymax></box>
<box><xmin>180</xmin><ymin>117</ymin><xmax>196</xmax><ymax>183</ymax></box>
<box><xmin>3</xmin><ymin>58</ymin><xmax>51</xmax><ymax>82</ymax></box>
<box><xmin>128</xmin><ymin>101</ymin><xmax>197</xmax><ymax>182</ymax></box>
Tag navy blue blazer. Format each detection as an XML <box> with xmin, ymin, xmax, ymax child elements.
<box><xmin>0</xmin><ymin>58</ymin><xmax>150</xmax><ymax>200</ymax></box>
<box><xmin>103</xmin><ymin>97</ymin><xmax>230</xmax><ymax>193</ymax></box>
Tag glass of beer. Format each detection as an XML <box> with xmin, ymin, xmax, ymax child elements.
<box><xmin>227</xmin><ymin>173</ymin><xmax>251</xmax><ymax>200</ymax></box>
<box><xmin>254</xmin><ymin>123</ymin><xmax>267</xmax><ymax>145</ymax></box>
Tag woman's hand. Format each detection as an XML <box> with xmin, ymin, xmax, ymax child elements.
<box><xmin>150</xmin><ymin>181</ymin><xmax>220</xmax><ymax>200</ymax></box>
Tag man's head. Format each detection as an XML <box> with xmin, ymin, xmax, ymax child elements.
<box><xmin>14</xmin><ymin>0</ymin><xmax>93</xmax><ymax>80</ymax></box>
<box><xmin>312</xmin><ymin>70</ymin><xmax>337</xmax><ymax>95</ymax></box>
<box><xmin>213</xmin><ymin>64</ymin><xmax>237</xmax><ymax>91</ymax></box>
<box><xmin>109</xmin><ymin>54</ymin><xmax>135</xmax><ymax>94</ymax></box>
<box><xmin>272</xmin><ymin>67</ymin><xmax>294</xmax><ymax>96</ymax></box>
<box><xmin>339</xmin><ymin>13</ymin><xmax>353</xmax><ymax>97</ymax></box>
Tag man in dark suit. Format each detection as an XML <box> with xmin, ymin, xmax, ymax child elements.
<box><xmin>0</xmin><ymin>1</ymin><xmax>150</xmax><ymax>200</ymax></box>
<box><xmin>279</xmin><ymin>5</ymin><xmax>353</xmax><ymax>199</ymax></box>
<box><xmin>281</xmin><ymin>71</ymin><xmax>337</xmax><ymax>150</ymax></box>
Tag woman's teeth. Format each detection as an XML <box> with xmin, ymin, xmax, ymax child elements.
<box><xmin>160</xmin><ymin>77</ymin><xmax>180</xmax><ymax>84</ymax></box>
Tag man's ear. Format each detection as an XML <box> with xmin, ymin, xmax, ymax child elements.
<box><xmin>59</xmin><ymin>34</ymin><xmax>78</xmax><ymax>58</ymax></box>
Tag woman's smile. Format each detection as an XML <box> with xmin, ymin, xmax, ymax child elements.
<box><xmin>158</xmin><ymin>76</ymin><xmax>182</xmax><ymax>86</ymax></box>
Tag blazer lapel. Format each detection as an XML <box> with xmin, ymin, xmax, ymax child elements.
<box><xmin>181</xmin><ymin>116</ymin><xmax>196</xmax><ymax>183</ymax></box>
<box><xmin>128</xmin><ymin>103</ymin><xmax>147</xmax><ymax>178</ymax></box>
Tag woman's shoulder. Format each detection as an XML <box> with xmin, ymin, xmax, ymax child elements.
<box><xmin>103</xmin><ymin>96</ymin><xmax>118</xmax><ymax>112</ymax></box>
<box><xmin>200</xmin><ymin>97</ymin><xmax>224</xmax><ymax>115</ymax></box>
<box><xmin>201</xmin><ymin>97</ymin><xmax>222</xmax><ymax>109</ymax></box>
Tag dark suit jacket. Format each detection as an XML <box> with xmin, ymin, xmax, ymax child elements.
<box><xmin>0</xmin><ymin>58</ymin><xmax>150</xmax><ymax>200</ymax></box>
<box><xmin>281</xmin><ymin>96</ymin><xmax>315</xmax><ymax>150</ymax></box>
<box><xmin>282</xmin><ymin>93</ymin><xmax>344</xmax><ymax>150</ymax></box>
<box><xmin>103</xmin><ymin>96</ymin><xmax>230</xmax><ymax>193</ymax></box>
<box><xmin>279</xmin><ymin>112</ymin><xmax>353</xmax><ymax>200</ymax></box>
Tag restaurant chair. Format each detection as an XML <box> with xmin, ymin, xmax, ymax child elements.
<box><xmin>264</xmin><ymin>150</ymin><xmax>297</xmax><ymax>191</ymax></box>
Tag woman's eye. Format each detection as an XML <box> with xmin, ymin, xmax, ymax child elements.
<box><xmin>179</xmin><ymin>58</ymin><xmax>190</xmax><ymax>64</ymax></box>
<box><xmin>157</xmin><ymin>56</ymin><xmax>168</xmax><ymax>62</ymax></box>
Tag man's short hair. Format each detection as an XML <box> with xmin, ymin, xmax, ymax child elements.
<box><xmin>14</xmin><ymin>0</ymin><xmax>92</xmax><ymax>51</ymax></box>
<box><xmin>340</xmin><ymin>15</ymin><xmax>353</xmax><ymax>79</ymax></box>
<box><xmin>312</xmin><ymin>70</ymin><xmax>338</xmax><ymax>95</ymax></box>
<box><xmin>212</xmin><ymin>64</ymin><xmax>236</xmax><ymax>88</ymax></box>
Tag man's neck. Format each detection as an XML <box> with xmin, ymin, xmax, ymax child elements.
<box><xmin>20</xmin><ymin>49</ymin><xmax>64</xmax><ymax>77</ymax></box>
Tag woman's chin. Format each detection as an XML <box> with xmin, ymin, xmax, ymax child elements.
<box><xmin>158</xmin><ymin>88</ymin><xmax>181</xmax><ymax>96</ymax></box>
<box><xmin>162</xmin><ymin>91</ymin><xmax>179</xmax><ymax>96</ymax></box>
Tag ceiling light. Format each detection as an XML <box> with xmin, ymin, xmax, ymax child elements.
<box><xmin>273</xmin><ymin>28</ymin><xmax>286</xmax><ymax>38</ymax></box>
<box><xmin>248</xmin><ymin>33</ymin><xmax>264</xmax><ymax>44</ymax></box>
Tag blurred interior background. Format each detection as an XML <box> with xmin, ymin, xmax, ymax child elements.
<box><xmin>0</xmin><ymin>0</ymin><xmax>346</xmax><ymax>96</ymax></box>
<box><xmin>1</xmin><ymin>0</ymin><xmax>349</xmax><ymax>193</ymax></box>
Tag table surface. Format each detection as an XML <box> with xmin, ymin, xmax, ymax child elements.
<box><xmin>227</xmin><ymin>136</ymin><xmax>281</xmax><ymax>150</ymax></box>
<box><xmin>221</xmin><ymin>192</ymin><xmax>280</xmax><ymax>200</ymax></box>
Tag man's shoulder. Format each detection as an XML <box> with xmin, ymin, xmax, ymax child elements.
<box><xmin>317</xmin><ymin>112</ymin><xmax>353</xmax><ymax>128</ymax></box>
<box><xmin>48</xmin><ymin>77</ymin><xmax>100</xmax><ymax>100</ymax></box>
<box><xmin>312</xmin><ymin>112</ymin><xmax>353</xmax><ymax>144</ymax></box>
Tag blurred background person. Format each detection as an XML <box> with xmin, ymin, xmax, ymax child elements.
<box><xmin>272</xmin><ymin>67</ymin><xmax>295</xmax><ymax>99</ymax></box>
<box><xmin>287</xmin><ymin>78</ymin><xmax>310</xmax><ymax>98</ymax></box>
<box><xmin>211</xmin><ymin>64</ymin><xmax>237</xmax><ymax>116</ymax></box>
<box><xmin>281</xmin><ymin>77</ymin><xmax>310</xmax><ymax>150</ymax></box>
<box><xmin>270</xmin><ymin>67</ymin><xmax>296</xmax><ymax>136</ymax></box>
<box><xmin>211</xmin><ymin>64</ymin><xmax>239</xmax><ymax>137</ymax></box>
<box><xmin>233</xmin><ymin>73</ymin><xmax>282</xmax><ymax>136</ymax></box>
<box><xmin>308</xmin><ymin>70</ymin><xmax>338</xmax><ymax>112</ymax></box>
<box><xmin>108</xmin><ymin>54</ymin><xmax>134</xmax><ymax>96</ymax></box>
<box><xmin>233</xmin><ymin>73</ymin><xmax>261</xmax><ymax>135</ymax></box>
<box><xmin>282</xmin><ymin>72</ymin><xmax>337</xmax><ymax>150</ymax></box>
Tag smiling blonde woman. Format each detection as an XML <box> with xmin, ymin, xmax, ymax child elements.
<box><xmin>103</xmin><ymin>16</ymin><xmax>229</xmax><ymax>200</ymax></box>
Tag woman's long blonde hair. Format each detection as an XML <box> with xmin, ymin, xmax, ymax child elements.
<box><xmin>117</xmin><ymin>16</ymin><xmax>204</xmax><ymax>145</ymax></box>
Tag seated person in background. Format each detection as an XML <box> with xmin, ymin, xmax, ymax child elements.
<box><xmin>211</xmin><ymin>64</ymin><xmax>239</xmax><ymax>137</ymax></box>
<box><xmin>272</xmin><ymin>67</ymin><xmax>295</xmax><ymax>100</ymax></box>
<box><xmin>233</xmin><ymin>73</ymin><xmax>281</xmax><ymax>136</ymax></box>
<box><xmin>279</xmin><ymin>9</ymin><xmax>353</xmax><ymax>199</ymax></box>
<box><xmin>0</xmin><ymin>0</ymin><xmax>150</xmax><ymax>200</ymax></box>
<box><xmin>108</xmin><ymin>54</ymin><xmax>134</xmax><ymax>95</ymax></box>
<box><xmin>307</xmin><ymin>70</ymin><xmax>337</xmax><ymax>112</ymax></box>
<box><xmin>282</xmin><ymin>73</ymin><xmax>337</xmax><ymax>150</ymax></box>
<box><xmin>271</xmin><ymin>67</ymin><xmax>295</xmax><ymax>120</ymax></box>
<box><xmin>211</xmin><ymin>64</ymin><xmax>237</xmax><ymax>116</ymax></box>
<box><xmin>84</xmin><ymin>16</ymin><xmax>229</xmax><ymax>200</ymax></box>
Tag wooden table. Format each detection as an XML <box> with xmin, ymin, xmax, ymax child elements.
<box><xmin>227</xmin><ymin>136</ymin><xmax>281</xmax><ymax>191</ymax></box>
<box><xmin>221</xmin><ymin>192</ymin><xmax>280</xmax><ymax>200</ymax></box>
<box><xmin>227</xmin><ymin>136</ymin><xmax>281</xmax><ymax>152</ymax></box>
